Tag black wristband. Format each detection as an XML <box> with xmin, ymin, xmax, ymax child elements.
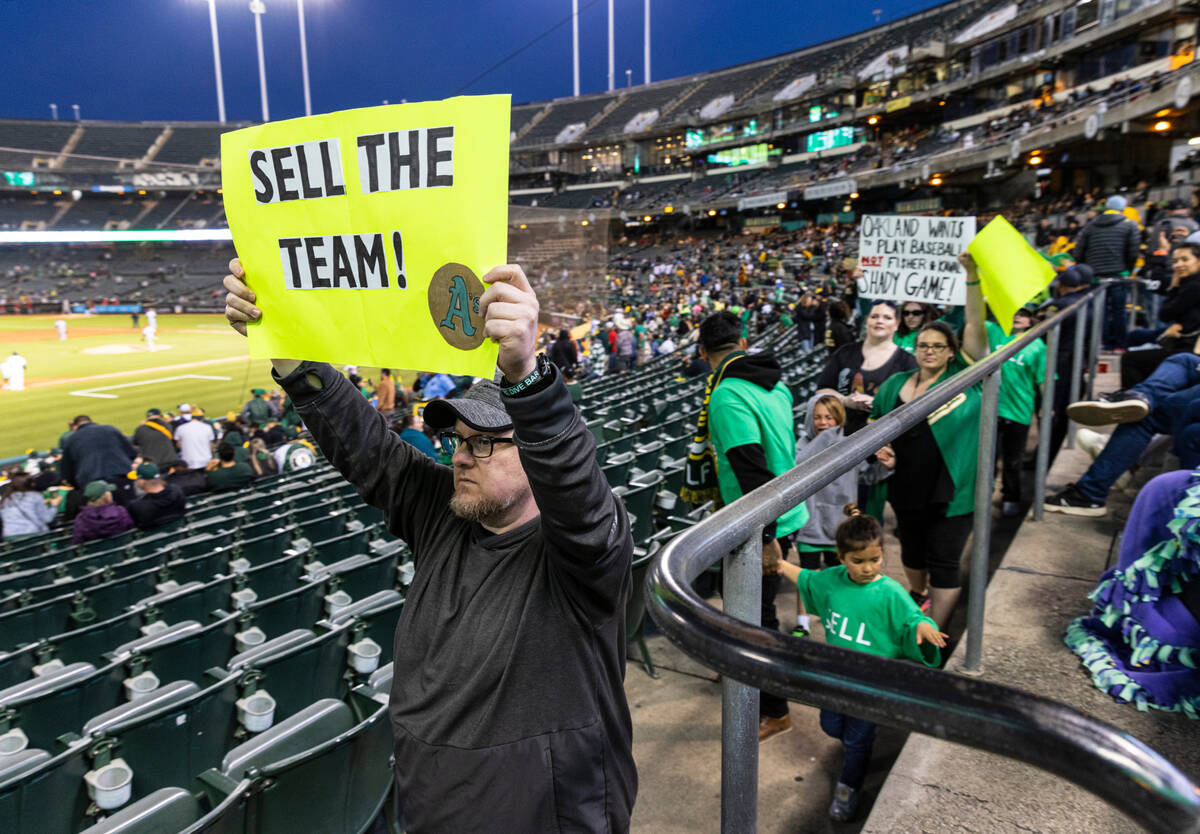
<box><xmin>501</xmin><ymin>354</ymin><xmax>554</xmax><ymax>398</ymax></box>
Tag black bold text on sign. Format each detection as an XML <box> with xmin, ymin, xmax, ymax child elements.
<box><xmin>250</xmin><ymin>139</ymin><xmax>346</xmax><ymax>204</ymax></box>
<box><xmin>356</xmin><ymin>127</ymin><xmax>454</xmax><ymax>194</ymax></box>
<box><xmin>278</xmin><ymin>232</ymin><xmax>407</xmax><ymax>290</ymax></box>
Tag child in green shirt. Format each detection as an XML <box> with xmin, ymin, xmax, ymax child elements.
<box><xmin>774</xmin><ymin>506</ymin><xmax>946</xmax><ymax>822</ymax></box>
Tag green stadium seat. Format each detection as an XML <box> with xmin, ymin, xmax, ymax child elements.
<box><xmin>209</xmin><ymin>694</ymin><xmax>393</xmax><ymax>834</ymax></box>
<box><xmin>78</xmin><ymin>787</ymin><xmax>204</xmax><ymax>834</ymax></box>
<box><xmin>626</xmin><ymin>542</ymin><xmax>660</xmax><ymax>678</ymax></box>
<box><xmin>245</xmin><ymin>582</ymin><xmax>326</xmax><ymax>641</ymax></box>
<box><xmin>602</xmin><ymin>452</ymin><xmax>635</xmax><ymax>488</ymax></box>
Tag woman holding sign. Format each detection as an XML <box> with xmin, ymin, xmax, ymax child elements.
<box><xmin>817</xmin><ymin>299</ymin><xmax>917</xmax><ymax>436</ymax></box>
<box><xmin>869</xmin><ymin>253</ymin><xmax>989</xmax><ymax>628</ymax></box>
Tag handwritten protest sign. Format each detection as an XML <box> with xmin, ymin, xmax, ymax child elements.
<box><xmin>221</xmin><ymin>96</ymin><xmax>510</xmax><ymax>375</ymax></box>
<box><xmin>857</xmin><ymin>214</ymin><xmax>976</xmax><ymax>306</ymax></box>
<box><xmin>968</xmin><ymin>215</ymin><xmax>1055</xmax><ymax>334</ymax></box>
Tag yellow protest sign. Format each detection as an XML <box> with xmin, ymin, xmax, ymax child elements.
<box><xmin>220</xmin><ymin>95</ymin><xmax>510</xmax><ymax>375</ymax></box>
<box><xmin>967</xmin><ymin>215</ymin><xmax>1056</xmax><ymax>335</ymax></box>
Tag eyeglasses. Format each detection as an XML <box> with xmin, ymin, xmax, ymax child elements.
<box><xmin>903</xmin><ymin>310</ymin><xmax>925</xmax><ymax>317</ymax></box>
<box><xmin>439</xmin><ymin>431</ymin><xmax>515</xmax><ymax>459</ymax></box>
<box><xmin>915</xmin><ymin>342</ymin><xmax>950</xmax><ymax>353</ymax></box>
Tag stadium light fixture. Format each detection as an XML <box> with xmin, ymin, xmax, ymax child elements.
<box><xmin>643</xmin><ymin>215</ymin><xmax>652</xmax><ymax>222</ymax></box>
<box><xmin>250</xmin><ymin>0</ymin><xmax>270</xmax><ymax>122</ymax></box>
<box><xmin>572</xmin><ymin>0</ymin><xmax>580</xmax><ymax>97</ymax></box>
<box><xmin>663</xmin><ymin>205</ymin><xmax>674</xmax><ymax>213</ymax></box>
<box><xmin>707</xmin><ymin>210</ymin><xmax>716</xmax><ymax>216</ymax></box>
<box><xmin>298</xmin><ymin>0</ymin><xmax>312</xmax><ymax>116</ymax></box>
<box><xmin>929</xmin><ymin>176</ymin><xmax>943</xmax><ymax>186</ymax></box>
<box><xmin>867</xmin><ymin>115</ymin><xmax>879</xmax><ymax>125</ymax></box>
<box><xmin>1028</xmin><ymin>155</ymin><xmax>1043</xmax><ymax>165</ymax></box>
<box><xmin>775</xmin><ymin>202</ymin><xmax>786</xmax><ymax>210</ymax></box>
<box><xmin>850</xmin><ymin>192</ymin><xmax>859</xmax><ymax>199</ymax></box>
<box><xmin>1153</xmin><ymin>120</ymin><xmax>1171</xmax><ymax>132</ymax></box>
<box><xmin>204</xmin><ymin>0</ymin><xmax>227</xmax><ymax>123</ymax></box>
<box><xmin>644</xmin><ymin>0</ymin><xmax>650</xmax><ymax>84</ymax></box>
<box><xmin>581</xmin><ymin>220</ymin><xmax>589</xmax><ymax>226</ymax></box>
<box><xmin>607</xmin><ymin>0</ymin><xmax>614</xmax><ymax>92</ymax></box>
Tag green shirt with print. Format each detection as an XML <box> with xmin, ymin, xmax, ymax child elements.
<box><xmin>870</xmin><ymin>353</ymin><xmax>981</xmax><ymax>517</ymax></box>
<box><xmin>986</xmin><ymin>321</ymin><xmax>1046</xmax><ymax>425</ymax></box>
<box><xmin>796</xmin><ymin>566</ymin><xmax>940</xmax><ymax>666</ymax></box>
<box><xmin>708</xmin><ymin>377</ymin><xmax>808</xmax><ymax>538</ymax></box>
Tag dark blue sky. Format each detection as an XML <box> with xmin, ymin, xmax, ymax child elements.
<box><xmin>3</xmin><ymin>0</ymin><xmax>948</xmax><ymax>123</ymax></box>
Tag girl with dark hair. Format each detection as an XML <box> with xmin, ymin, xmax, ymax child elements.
<box><xmin>817</xmin><ymin>300</ymin><xmax>918</xmax><ymax>435</ymax></box>
<box><xmin>893</xmin><ymin>302</ymin><xmax>936</xmax><ymax>354</ymax></box>
<box><xmin>0</xmin><ymin>471</ymin><xmax>61</xmax><ymax>539</ymax></box>
<box><xmin>1120</xmin><ymin>241</ymin><xmax>1200</xmax><ymax>388</ymax></box>
<box><xmin>773</xmin><ymin>504</ymin><xmax>946</xmax><ymax>822</ymax></box>
<box><xmin>869</xmin><ymin>253</ymin><xmax>989</xmax><ymax>628</ymax></box>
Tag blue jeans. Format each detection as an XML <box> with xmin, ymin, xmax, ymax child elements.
<box><xmin>819</xmin><ymin>710</ymin><xmax>877</xmax><ymax>789</ymax></box>
<box><xmin>1077</xmin><ymin>354</ymin><xmax>1200</xmax><ymax>502</ymax></box>
<box><xmin>1103</xmin><ymin>281</ymin><xmax>1128</xmax><ymax>349</ymax></box>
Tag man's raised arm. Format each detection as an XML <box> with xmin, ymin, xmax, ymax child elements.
<box><xmin>481</xmin><ymin>265</ymin><xmax>634</xmax><ymax>623</ymax></box>
<box><xmin>222</xmin><ymin>258</ymin><xmax>452</xmax><ymax>548</ymax></box>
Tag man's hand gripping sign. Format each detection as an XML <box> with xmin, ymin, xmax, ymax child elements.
<box><xmin>220</xmin><ymin>95</ymin><xmax>510</xmax><ymax>375</ymax></box>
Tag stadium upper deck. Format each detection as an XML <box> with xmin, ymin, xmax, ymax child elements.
<box><xmin>0</xmin><ymin>0</ymin><xmax>1195</xmax><ymax>228</ymax></box>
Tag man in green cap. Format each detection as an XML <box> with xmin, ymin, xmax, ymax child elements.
<box><xmin>241</xmin><ymin>388</ymin><xmax>272</xmax><ymax>423</ymax></box>
<box><xmin>133</xmin><ymin>408</ymin><xmax>177</xmax><ymax>468</ymax></box>
<box><xmin>123</xmin><ymin>462</ymin><xmax>187</xmax><ymax>530</ymax></box>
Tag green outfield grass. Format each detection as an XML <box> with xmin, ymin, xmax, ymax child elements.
<box><xmin>0</xmin><ymin>313</ymin><xmax>421</xmax><ymax>460</ymax></box>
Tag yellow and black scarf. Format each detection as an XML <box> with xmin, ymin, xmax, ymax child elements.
<box><xmin>679</xmin><ymin>351</ymin><xmax>744</xmax><ymax>505</ymax></box>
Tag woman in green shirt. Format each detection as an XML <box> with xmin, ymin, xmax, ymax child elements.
<box><xmin>870</xmin><ymin>253</ymin><xmax>989</xmax><ymax>627</ymax></box>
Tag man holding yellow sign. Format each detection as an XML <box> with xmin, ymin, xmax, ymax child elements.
<box><xmin>222</xmin><ymin>97</ymin><xmax>637</xmax><ymax>832</ymax></box>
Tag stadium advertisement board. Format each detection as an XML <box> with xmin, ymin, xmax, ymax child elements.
<box><xmin>220</xmin><ymin>96</ymin><xmax>510</xmax><ymax>376</ymax></box>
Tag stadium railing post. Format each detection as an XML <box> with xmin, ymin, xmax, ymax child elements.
<box><xmin>963</xmin><ymin>368</ymin><xmax>1001</xmax><ymax>674</ymax></box>
<box><xmin>1032</xmin><ymin>325</ymin><xmax>1061</xmax><ymax>522</ymax></box>
<box><xmin>721</xmin><ymin>528</ymin><xmax>761</xmax><ymax>833</ymax></box>
<box><xmin>1086</xmin><ymin>287</ymin><xmax>1105</xmax><ymax>401</ymax></box>
<box><xmin>1066</xmin><ymin>301</ymin><xmax>1088</xmax><ymax>450</ymax></box>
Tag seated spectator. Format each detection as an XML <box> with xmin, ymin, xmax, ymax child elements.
<box><xmin>1065</xmin><ymin>469</ymin><xmax>1200</xmax><ymax>715</ymax></box>
<box><xmin>393</xmin><ymin>413</ymin><xmax>437</xmax><ymax>460</ymax></box>
<box><xmin>174</xmin><ymin>406</ymin><xmax>216</xmax><ymax>469</ymax></box>
<box><xmin>1045</xmin><ymin>350</ymin><xmax>1200</xmax><ymax>516</ymax></box>
<box><xmin>0</xmin><ymin>472</ymin><xmax>61</xmax><ymax>540</ymax></box>
<box><xmin>164</xmin><ymin>459</ymin><xmax>208</xmax><ymax>496</ymax></box>
<box><xmin>72</xmin><ymin>480</ymin><xmax>134</xmax><ymax>545</ymax></box>
<box><xmin>125</xmin><ymin>462</ymin><xmax>187</xmax><ymax>530</ymax></box>
<box><xmin>133</xmin><ymin>408</ymin><xmax>178</xmax><ymax>468</ymax></box>
<box><xmin>1120</xmin><ymin>242</ymin><xmax>1200</xmax><ymax>388</ymax></box>
<box><xmin>206</xmin><ymin>443</ymin><xmax>255</xmax><ymax>492</ymax></box>
<box><xmin>247</xmin><ymin>438</ymin><xmax>279</xmax><ymax>478</ymax></box>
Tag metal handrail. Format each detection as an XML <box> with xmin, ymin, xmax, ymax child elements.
<box><xmin>646</xmin><ymin>285</ymin><xmax>1200</xmax><ymax>833</ymax></box>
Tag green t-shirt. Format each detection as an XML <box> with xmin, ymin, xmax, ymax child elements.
<box><xmin>801</xmin><ymin>568</ymin><xmax>940</xmax><ymax>667</ymax></box>
<box><xmin>205</xmin><ymin>462</ymin><xmax>255</xmax><ymax>492</ymax></box>
<box><xmin>986</xmin><ymin>321</ymin><xmax>1046</xmax><ymax>425</ymax></box>
<box><xmin>708</xmin><ymin>377</ymin><xmax>808</xmax><ymax>538</ymax></box>
<box><xmin>796</xmin><ymin>566</ymin><xmax>940</xmax><ymax>666</ymax></box>
<box><xmin>893</xmin><ymin>330</ymin><xmax>917</xmax><ymax>354</ymax></box>
<box><xmin>870</xmin><ymin>354</ymin><xmax>981</xmax><ymax>517</ymax></box>
<box><xmin>779</xmin><ymin>312</ymin><xmax>794</xmax><ymax>329</ymax></box>
<box><xmin>245</xmin><ymin>398</ymin><xmax>271</xmax><ymax>422</ymax></box>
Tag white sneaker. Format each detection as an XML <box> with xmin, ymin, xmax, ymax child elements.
<box><xmin>1076</xmin><ymin>428</ymin><xmax>1107</xmax><ymax>461</ymax></box>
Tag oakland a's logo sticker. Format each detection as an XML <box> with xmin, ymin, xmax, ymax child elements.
<box><xmin>428</xmin><ymin>263</ymin><xmax>486</xmax><ymax>351</ymax></box>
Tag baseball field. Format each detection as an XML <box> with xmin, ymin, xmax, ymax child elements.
<box><xmin>0</xmin><ymin>313</ymin><xmax>273</xmax><ymax>459</ymax></box>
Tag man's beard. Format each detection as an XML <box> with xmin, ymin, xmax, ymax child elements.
<box><xmin>449</xmin><ymin>488</ymin><xmax>521</xmax><ymax>525</ymax></box>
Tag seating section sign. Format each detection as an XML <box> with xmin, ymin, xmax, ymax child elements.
<box><xmin>856</xmin><ymin>214</ymin><xmax>976</xmax><ymax>306</ymax></box>
<box><xmin>221</xmin><ymin>96</ymin><xmax>510</xmax><ymax>375</ymax></box>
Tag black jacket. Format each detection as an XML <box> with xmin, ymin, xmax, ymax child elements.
<box><xmin>1075</xmin><ymin>211</ymin><xmax>1139</xmax><ymax>277</ymax></box>
<box><xmin>61</xmin><ymin>421</ymin><xmax>136</xmax><ymax>487</ymax></box>
<box><xmin>132</xmin><ymin>419</ymin><xmax>178</xmax><ymax>468</ymax></box>
<box><xmin>276</xmin><ymin>361</ymin><xmax>637</xmax><ymax>833</ymax></box>
<box><xmin>125</xmin><ymin>484</ymin><xmax>187</xmax><ymax>530</ymax></box>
